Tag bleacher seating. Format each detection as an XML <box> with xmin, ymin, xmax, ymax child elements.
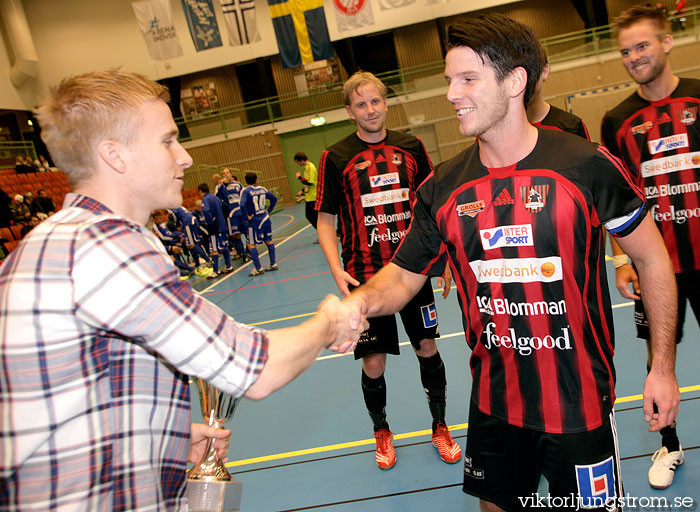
<box><xmin>0</xmin><ymin>221</ymin><xmax>26</xmax><ymax>260</ymax></box>
<box><xmin>0</xmin><ymin>168</ymin><xmax>69</xmax><ymax>209</ymax></box>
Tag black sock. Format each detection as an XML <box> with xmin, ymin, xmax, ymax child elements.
<box><xmin>661</xmin><ymin>423</ymin><xmax>680</xmax><ymax>452</ymax></box>
<box><xmin>418</xmin><ymin>352</ymin><xmax>447</xmax><ymax>431</ymax></box>
<box><xmin>362</xmin><ymin>370</ymin><xmax>389</xmax><ymax>431</ymax></box>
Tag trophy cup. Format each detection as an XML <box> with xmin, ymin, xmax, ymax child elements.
<box><xmin>187</xmin><ymin>378</ymin><xmax>243</xmax><ymax>512</ymax></box>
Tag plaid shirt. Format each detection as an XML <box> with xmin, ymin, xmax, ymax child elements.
<box><xmin>0</xmin><ymin>194</ymin><xmax>268</xmax><ymax>511</ymax></box>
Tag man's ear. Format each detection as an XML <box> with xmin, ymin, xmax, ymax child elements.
<box><xmin>662</xmin><ymin>33</ymin><xmax>673</xmax><ymax>54</ymax></box>
<box><xmin>97</xmin><ymin>139</ymin><xmax>127</xmax><ymax>174</ymax></box>
<box><xmin>509</xmin><ymin>66</ymin><xmax>528</xmax><ymax>100</ymax></box>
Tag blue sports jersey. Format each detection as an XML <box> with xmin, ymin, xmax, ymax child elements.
<box><xmin>172</xmin><ymin>207</ymin><xmax>204</xmax><ymax>245</ymax></box>
<box><xmin>241</xmin><ymin>185</ymin><xmax>277</xmax><ymax>220</ymax></box>
<box><xmin>217</xmin><ymin>181</ymin><xmax>244</xmax><ymax>217</ymax></box>
<box><xmin>201</xmin><ymin>193</ymin><xmax>227</xmax><ymax>234</ymax></box>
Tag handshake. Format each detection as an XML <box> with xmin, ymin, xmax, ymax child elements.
<box><xmin>314</xmin><ymin>294</ymin><xmax>370</xmax><ymax>354</ymax></box>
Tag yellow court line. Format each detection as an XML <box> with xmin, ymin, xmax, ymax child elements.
<box><xmin>226</xmin><ymin>385</ymin><xmax>700</xmax><ymax>469</ymax></box>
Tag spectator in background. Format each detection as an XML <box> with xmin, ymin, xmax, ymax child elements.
<box><xmin>23</xmin><ymin>192</ymin><xmax>40</xmax><ymax>216</ymax></box>
<box><xmin>35</xmin><ymin>189</ymin><xmax>56</xmax><ymax>216</ymax></box>
<box><xmin>20</xmin><ymin>215</ymin><xmax>41</xmax><ymax>238</ymax></box>
<box><xmin>9</xmin><ymin>194</ymin><xmax>30</xmax><ymax>223</ymax></box>
<box><xmin>36</xmin><ymin>155</ymin><xmax>50</xmax><ymax>172</ymax></box>
<box><xmin>14</xmin><ymin>156</ymin><xmax>34</xmax><ymax>174</ymax></box>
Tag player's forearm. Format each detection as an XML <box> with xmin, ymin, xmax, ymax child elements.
<box><xmin>245</xmin><ymin>297</ymin><xmax>360</xmax><ymax>399</ymax></box>
<box><xmin>350</xmin><ymin>263</ymin><xmax>426</xmax><ymax>318</ymax></box>
<box><xmin>244</xmin><ymin>322</ymin><xmax>326</xmax><ymax>399</ymax></box>
<box><xmin>618</xmin><ymin>215</ymin><xmax>677</xmax><ymax>374</ymax></box>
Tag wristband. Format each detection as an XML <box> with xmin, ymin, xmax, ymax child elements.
<box><xmin>612</xmin><ymin>254</ymin><xmax>629</xmax><ymax>269</ymax></box>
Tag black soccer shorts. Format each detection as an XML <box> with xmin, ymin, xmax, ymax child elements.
<box><xmin>462</xmin><ymin>404</ymin><xmax>623</xmax><ymax>511</ymax></box>
<box><xmin>353</xmin><ymin>279</ymin><xmax>440</xmax><ymax>360</ymax></box>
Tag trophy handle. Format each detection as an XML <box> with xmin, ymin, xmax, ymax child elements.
<box><xmin>188</xmin><ymin>395</ymin><xmax>242</xmax><ymax>482</ymax></box>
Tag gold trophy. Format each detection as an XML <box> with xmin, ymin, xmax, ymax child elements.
<box><xmin>187</xmin><ymin>378</ymin><xmax>243</xmax><ymax>512</ymax></box>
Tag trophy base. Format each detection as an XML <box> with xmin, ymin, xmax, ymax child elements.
<box><xmin>187</xmin><ymin>479</ymin><xmax>243</xmax><ymax>512</ymax></box>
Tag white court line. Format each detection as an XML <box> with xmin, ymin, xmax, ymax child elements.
<box><xmin>198</xmin><ymin>221</ymin><xmax>313</xmax><ymax>294</ymax></box>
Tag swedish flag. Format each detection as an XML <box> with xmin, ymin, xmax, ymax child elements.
<box><xmin>267</xmin><ymin>0</ymin><xmax>334</xmax><ymax>69</ymax></box>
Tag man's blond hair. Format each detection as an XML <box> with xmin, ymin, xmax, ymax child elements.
<box><xmin>35</xmin><ymin>68</ymin><xmax>170</xmax><ymax>187</ymax></box>
<box><xmin>342</xmin><ymin>71</ymin><xmax>387</xmax><ymax>106</ymax></box>
<box><xmin>612</xmin><ymin>5</ymin><xmax>671</xmax><ymax>37</ymax></box>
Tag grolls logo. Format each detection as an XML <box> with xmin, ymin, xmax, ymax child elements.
<box><xmin>479</xmin><ymin>224</ymin><xmax>533</xmax><ymax>250</ymax></box>
<box><xmin>456</xmin><ymin>200</ymin><xmax>485</xmax><ymax>217</ymax></box>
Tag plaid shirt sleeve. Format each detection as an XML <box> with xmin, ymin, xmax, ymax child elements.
<box><xmin>73</xmin><ymin>218</ymin><xmax>269</xmax><ymax>395</ymax></box>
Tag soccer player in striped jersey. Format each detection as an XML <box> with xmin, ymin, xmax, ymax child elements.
<box><xmin>601</xmin><ymin>5</ymin><xmax>700</xmax><ymax>489</ymax></box>
<box><xmin>316</xmin><ymin>71</ymin><xmax>461</xmax><ymax>471</ymax></box>
<box><xmin>347</xmin><ymin>15</ymin><xmax>679</xmax><ymax>511</ymax></box>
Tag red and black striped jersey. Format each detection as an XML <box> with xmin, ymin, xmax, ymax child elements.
<box><xmin>601</xmin><ymin>78</ymin><xmax>700</xmax><ymax>273</ymax></box>
<box><xmin>316</xmin><ymin>130</ymin><xmax>433</xmax><ymax>283</ymax></box>
<box><xmin>393</xmin><ymin>129</ymin><xmax>646</xmax><ymax>434</ymax></box>
<box><xmin>533</xmin><ymin>105</ymin><xmax>590</xmax><ymax>140</ymax></box>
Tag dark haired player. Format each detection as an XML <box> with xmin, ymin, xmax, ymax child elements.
<box><xmin>240</xmin><ymin>172</ymin><xmax>278</xmax><ymax>276</ymax></box>
<box><xmin>602</xmin><ymin>5</ymin><xmax>700</xmax><ymax>489</ymax></box>
<box><xmin>347</xmin><ymin>14</ymin><xmax>679</xmax><ymax>511</ymax></box>
<box><xmin>316</xmin><ymin>71</ymin><xmax>461</xmax><ymax>471</ymax></box>
<box><xmin>527</xmin><ymin>44</ymin><xmax>590</xmax><ymax>139</ymax></box>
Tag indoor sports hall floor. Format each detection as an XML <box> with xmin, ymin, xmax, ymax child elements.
<box><xmin>190</xmin><ymin>203</ymin><xmax>700</xmax><ymax>512</ymax></box>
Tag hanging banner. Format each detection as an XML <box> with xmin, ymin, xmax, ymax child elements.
<box><xmin>267</xmin><ymin>0</ymin><xmax>334</xmax><ymax>69</ymax></box>
<box><xmin>132</xmin><ymin>0</ymin><xmax>183</xmax><ymax>61</ymax></box>
<box><xmin>379</xmin><ymin>0</ymin><xmax>415</xmax><ymax>9</ymax></box>
<box><xmin>219</xmin><ymin>0</ymin><xmax>260</xmax><ymax>46</ymax></box>
<box><xmin>332</xmin><ymin>0</ymin><xmax>374</xmax><ymax>32</ymax></box>
<box><xmin>180</xmin><ymin>0</ymin><xmax>223</xmax><ymax>51</ymax></box>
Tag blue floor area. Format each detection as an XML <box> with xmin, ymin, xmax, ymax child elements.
<box><xmin>191</xmin><ymin>203</ymin><xmax>700</xmax><ymax>511</ymax></box>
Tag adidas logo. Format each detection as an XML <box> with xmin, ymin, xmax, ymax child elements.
<box><xmin>494</xmin><ymin>188</ymin><xmax>515</xmax><ymax>206</ymax></box>
<box><xmin>659</xmin><ymin>112</ymin><xmax>672</xmax><ymax>124</ymax></box>
<box><xmin>375</xmin><ymin>154</ymin><xmax>386</xmax><ymax>163</ymax></box>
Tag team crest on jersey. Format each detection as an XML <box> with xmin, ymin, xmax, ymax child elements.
<box><xmin>631</xmin><ymin>121</ymin><xmax>652</xmax><ymax>135</ymax></box>
<box><xmin>575</xmin><ymin>456</ymin><xmax>617</xmax><ymax>509</ymax></box>
<box><xmin>520</xmin><ymin>185</ymin><xmax>550</xmax><ymax>213</ymax></box>
<box><xmin>456</xmin><ymin>200</ymin><xmax>485</xmax><ymax>217</ymax></box>
<box><xmin>680</xmin><ymin>107</ymin><xmax>697</xmax><ymax>125</ymax></box>
<box><xmin>493</xmin><ymin>189</ymin><xmax>515</xmax><ymax>206</ymax></box>
<box><xmin>421</xmin><ymin>303</ymin><xmax>438</xmax><ymax>328</ymax></box>
<box><xmin>355</xmin><ymin>160</ymin><xmax>371</xmax><ymax>171</ymax></box>
<box><xmin>392</xmin><ymin>153</ymin><xmax>402</xmax><ymax>165</ymax></box>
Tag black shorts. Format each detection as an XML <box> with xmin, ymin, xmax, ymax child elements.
<box><xmin>463</xmin><ymin>405</ymin><xmax>623</xmax><ymax>512</ymax></box>
<box><xmin>353</xmin><ymin>279</ymin><xmax>439</xmax><ymax>360</ymax></box>
<box><xmin>634</xmin><ymin>269</ymin><xmax>700</xmax><ymax>342</ymax></box>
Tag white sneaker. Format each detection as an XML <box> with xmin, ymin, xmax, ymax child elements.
<box><xmin>648</xmin><ymin>445</ymin><xmax>684</xmax><ymax>489</ymax></box>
